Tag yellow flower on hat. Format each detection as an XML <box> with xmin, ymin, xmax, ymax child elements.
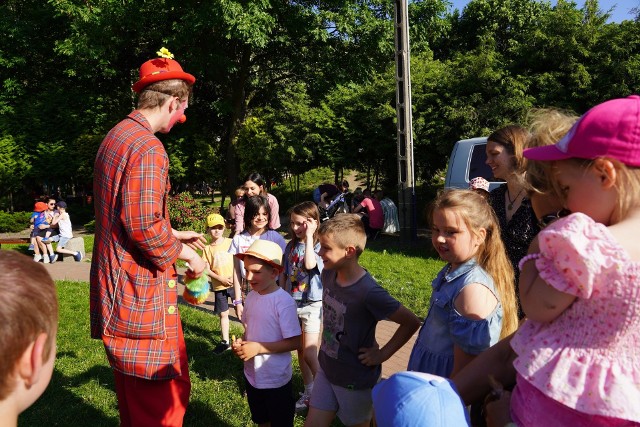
<box><xmin>156</xmin><ymin>47</ymin><xmax>174</xmax><ymax>59</ymax></box>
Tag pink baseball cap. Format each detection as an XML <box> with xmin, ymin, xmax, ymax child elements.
<box><xmin>523</xmin><ymin>95</ymin><xmax>640</xmax><ymax>167</ymax></box>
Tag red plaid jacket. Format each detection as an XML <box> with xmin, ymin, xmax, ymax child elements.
<box><xmin>90</xmin><ymin>111</ymin><xmax>184</xmax><ymax>380</ymax></box>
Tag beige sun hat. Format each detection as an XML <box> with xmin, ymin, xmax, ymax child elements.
<box><xmin>234</xmin><ymin>240</ymin><xmax>283</xmax><ymax>272</ymax></box>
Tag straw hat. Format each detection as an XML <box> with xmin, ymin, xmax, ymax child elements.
<box><xmin>235</xmin><ymin>240</ymin><xmax>283</xmax><ymax>272</ymax></box>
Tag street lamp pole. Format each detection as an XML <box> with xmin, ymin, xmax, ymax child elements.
<box><xmin>394</xmin><ymin>0</ymin><xmax>416</xmax><ymax>241</ymax></box>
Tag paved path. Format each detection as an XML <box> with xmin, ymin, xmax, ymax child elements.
<box><xmin>41</xmin><ymin>256</ymin><xmax>418</xmax><ymax>379</ymax></box>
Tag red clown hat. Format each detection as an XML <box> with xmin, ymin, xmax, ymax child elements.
<box><xmin>132</xmin><ymin>52</ymin><xmax>195</xmax><ymax>93</ymax></box>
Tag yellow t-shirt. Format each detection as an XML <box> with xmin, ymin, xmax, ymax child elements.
<box><xmin>202</xmin><ymin>237</ymin><xmax>234</xmax><ymax>291</ymax></box>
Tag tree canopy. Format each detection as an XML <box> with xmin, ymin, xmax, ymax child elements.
<box><xmin>1</xmin><ymin>0</ymin><xmax>639</xmax><ymax>210</ymax></box>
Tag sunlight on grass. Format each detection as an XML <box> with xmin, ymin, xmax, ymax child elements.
<box><xmin>17</xmin><ymin>234</ymin><xmax>440</xmax><ymax>426</ymax></box>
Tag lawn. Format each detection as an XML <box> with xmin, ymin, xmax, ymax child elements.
<box><xmin>12</xmin><ymin>233</ymin><xmax>443</xmax><ymax>426</ymax></box>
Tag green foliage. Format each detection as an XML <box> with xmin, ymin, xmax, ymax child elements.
<box><xmin>0</xmin><ymin>211</ymin><xmax>30</xmax><ymax>233</ymax></box>
<box><xmin>167</xmin><ymin>192</ymin><xmax>212</xmax><ymax>233</ymax></box>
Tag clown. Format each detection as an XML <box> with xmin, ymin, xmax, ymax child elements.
<box><xmin>90</xmin><ymin>48</ymin><xmax>206</xmax><ymax>427</ymax></box>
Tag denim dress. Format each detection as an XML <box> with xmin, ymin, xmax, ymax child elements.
<box><xmin>407</xmin><ymin>258</ymin><xmax>503</xmax><ymax>377</ymax></box>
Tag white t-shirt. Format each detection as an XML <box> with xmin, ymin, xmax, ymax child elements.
<box><xmin>57</xmin><ymin>212</ymin><xmax>73</xmax><ymax>238</ymax></box>
<box><xmin>243</xmin><ymin>287</ymin><xmax>301</xmax><ymax>389</ymax></box>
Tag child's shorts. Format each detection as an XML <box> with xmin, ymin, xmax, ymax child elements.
<box><xmin>296</xmin><ymin>301</ymin><xmax>322</xmax><ymax>334</ymax></box>
<box><xmin>309</xmin><ymin>367</ymin><xmax>373</xmax><ymax>426</ymax></box>
<box><xmin>57</xmin><ymin>236</ymin><xmax>71</xmax><ymax>248</ymax></box>
<box><xmin>212</xmin><ymin>288</ymin><xmax>235</xmax><ymax>315</ymax></box>
<box><xmin>245</xmin><ymin>376</ymin><xmax>294</xmax><ymax>427</ymax></box>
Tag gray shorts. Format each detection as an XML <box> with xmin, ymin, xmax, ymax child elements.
<box><xmin>309</xmin><ymin>367</ymin><xmax>373</xmax><ymax>425</ymax></box>
<box><xmin>297</xmin><ymin>301</ymin><xmax>322</xmax><ymax>334</ymax></box>
<box><xmin>57</xmin><ymin>236</ymin><xmax>70</xmax><ymax>248</ymax></box>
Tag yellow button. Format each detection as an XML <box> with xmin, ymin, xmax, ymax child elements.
<box><xmin>168</xmin><ymin>306</ymin><xmax>176</xmax><ymax>314</ymax></box>
<box><xmin>168</xmin><ymin>280</ymin><xmax>176</xmax><ymax>288</ymax></box>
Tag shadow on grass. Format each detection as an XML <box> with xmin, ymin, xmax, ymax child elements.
<box><xmin>365</xmin><ymin>232</ymin><xmax>436</xmax><ymax>258</ymax></box>
<box><xmin>20</xmin><ymin>365</ymin><xmax>118</xmax><ymax>427</ymax></box>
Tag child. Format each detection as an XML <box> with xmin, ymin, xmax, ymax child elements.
<box><xmin>30</xmin><ymin>201</ymin><xmax>48</xmax><ymax>260</ymax></box>
<box><xmin>229</xmin><ymin>195</ymin><xmax>286</xmax><ymax>320</ymax></box>
<box><xmin>304</xmin><ymin>214</ymin><xmax>420</xmax><ymax>427</ymax></box>
<box><xmin>280</xmin><ymin>201</ymin><xmax>323</xmax><ymax>412</ymax></box>
<box><xmin>0</xmin><ymin>251</ymin><xmax>58</xmax><ymax>423</ymax></box>
<box><xmin>50</xmin><ymin>201</ymin><xmax>83</xmax><ymax>262</ymax></box>
<box><xmin>408</xmin><ymin>189</ymin><xmax>518</xmax><ymax>378</ymax></box>
<box><xmin>33</xmin><ymin>202</ymin><xmax>57</xmax><ymax>264</ymax></box>
<box><xmin>226</xmin><ymin>186</ymin><xmax>245</xmax><ymax>238</ymax></box>
<box><xmin>231</xmin><ymin>240</ymin><xmax>301</xmax><ymax>427</ymax></box>
<box><xmin>501</xmin><ymin>95</ymin><xmax>640</xmax><ymax>426</ymax></box>
<box><xmin>202</xmin><ymin>213</ymin><xmax>236</xmax><ymax>354</ymax></box>
<box><xmin>372</xmin><ymin>371</ymin><xmax>470</xmax><ymax>426</ymax></box>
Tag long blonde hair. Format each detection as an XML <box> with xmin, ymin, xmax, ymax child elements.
<box><xmin>429</xmin><ymin>189</ymin><xmax>518</xmax><ymax>338</ymax></box>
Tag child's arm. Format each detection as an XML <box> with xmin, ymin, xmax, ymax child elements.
<box><xmin>303</xmin><ymin>218</ymin><xmax>318</xmax><ymax>271</ymax></box>
<box><xmin>519</xmin><ymin>236</ymin><xmax>576</xmax><ymax>323</ymax></box>
<box><xmin>358</xmin><ymin>305</ymin><xmax>420</xmax><ymax>366</ymax></box>
<box><xmin>205</xmin><ymin>263</ymin><xmax>233</xmax><ymax>288</ymax></box>
<box><xmin>231</xmin><ymin>257</ymin><xmax>244</xmax><ymax>319</ymax></box>
<box><xmin>232</xmin><ymin>335</ymin><xmax>300</xmax><ymax>361</ymax></box>
<box><xmin>452</xmin><ymin>332</ymin><xmax>517</xmax><ymax>405</ymax></box>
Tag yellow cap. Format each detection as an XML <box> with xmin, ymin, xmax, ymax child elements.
<box><xmin>206</xmin><ymin>213</ymin><xmax>226</xmax><ymax>228</ymax></box>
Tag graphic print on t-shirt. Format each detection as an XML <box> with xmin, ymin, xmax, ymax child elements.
<box><xmin>321</xmin><ymin>292</ymin><xmax>346</xmax><ymax>358</ymax></box>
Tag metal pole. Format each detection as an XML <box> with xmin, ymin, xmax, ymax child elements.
<box><xmin>394</xmin><ymin>0</ymin><xmax>416</xmax><ymax>241</ymax></box>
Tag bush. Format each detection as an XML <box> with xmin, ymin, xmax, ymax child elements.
<box><xmin>83</xmin><ymin>219</ymin><xmax>95</xmax><ymax>233</ymax></box>
<box><xmin>0</xmin><ymin>211</ymin><xmax>31</xmax><ymax>233</ymax></box>
<box><xmin>167</xmin><ymin>192</ymin><xmax>211</xmax><ymax>233</ymax></box>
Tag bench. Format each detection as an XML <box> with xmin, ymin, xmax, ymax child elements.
<box><xmin>57</xmin><ymin>236</ymin><xmax>86</xmax><ymax>261</ymax></box>
<box><xmin>0</xmin><ymin>238</ymin><xmax>30</xmax><ymax>248</ymax></box>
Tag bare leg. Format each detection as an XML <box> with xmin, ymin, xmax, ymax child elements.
<box><xmin>220</xmin><ymin>309</ymin><xmax>230</xmax><ymax>343</ymax></box>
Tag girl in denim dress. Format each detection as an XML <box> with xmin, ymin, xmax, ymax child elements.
<box><xmin>408</xmin><ymin>189</ymin><xmax>518</xmax><ymax>378</ymax></box>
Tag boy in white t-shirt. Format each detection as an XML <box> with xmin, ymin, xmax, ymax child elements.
<box><xmin>232</xmin><ymin>240</ymin><xmax>301</xmax><ymax>427</ymax></box>
<box><xmin>50</xmin><ymin>201</ymin><xmax>83</xmax><ymax>262</ymax></box>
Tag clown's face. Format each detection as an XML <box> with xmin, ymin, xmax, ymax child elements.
<box><xmin>159</xmin><ymin>98</ymin><xmax>188</xmax><ymax>134</ymax></box>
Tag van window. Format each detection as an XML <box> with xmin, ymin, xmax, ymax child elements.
<box><xmin>468</xmin><ymin>144</ymin><xmax>493</xmax><ymax>181</ymax></box>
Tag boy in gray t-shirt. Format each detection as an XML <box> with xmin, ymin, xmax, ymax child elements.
<box><xmin>304</xmin><ymin>214</ymin><xmax>420</xmax><ymax>427</ymax></box>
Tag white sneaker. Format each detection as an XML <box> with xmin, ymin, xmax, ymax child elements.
<box><xmin>33</xmin><ymin>254</ymin><xmax>42</xmax><ymax>262</ymax></box>
<box><xmin>43</xmin><ymin>256</ymin><xmax>50</xmax><ymax>263</ymax></box>
<box><xmin>295</xmin><ymin>392</ymin><xmax>310</xmax><ymax>412</ymax></box>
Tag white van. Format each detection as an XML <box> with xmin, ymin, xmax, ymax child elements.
<box><xmin>444</xmin><ymin>137</ymin><xmax>503</xmax><ymax>191</ymax></box>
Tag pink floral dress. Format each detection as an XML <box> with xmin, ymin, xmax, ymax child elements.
<box><xmin>511</xmin><ymin>213</ymin><xmax>640</xmax><ymax>424</ymax></box>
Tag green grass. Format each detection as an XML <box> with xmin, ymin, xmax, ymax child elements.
<box><xmin>14</xmin><ymin>234</ymin><xmax>443</xmax><ymax>426</ymax></box>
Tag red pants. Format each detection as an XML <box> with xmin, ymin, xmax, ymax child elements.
<box><xmin>113</xmin><ymin>322</ymin><xmax>191</xmax><ymax>427</ymax></box>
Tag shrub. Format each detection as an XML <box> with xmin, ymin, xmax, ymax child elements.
<box><xmin>83</xmin><ymin>219</ymin><xmax>95</xmax><ymax>233</ymax></box>
<box><xmin>0</xmin><ymin>211</ymin><xmax>31</xmax><ymax>233</ymax></box>
<box><xmin>167</xmin><ymin>192</ymin><xmax>211</xmax><ymax>233</ymax></box>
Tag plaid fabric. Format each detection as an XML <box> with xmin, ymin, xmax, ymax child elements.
<box><xmin>90</xmin><ymin>111</ymin><xmax>184</xmax><ymax>380</ymax></box>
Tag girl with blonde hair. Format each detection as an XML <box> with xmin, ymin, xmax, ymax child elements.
<box><xmin>408</xmin><ymin>189</ymin><xmax>518</xmax><ymax>378</ymax></box>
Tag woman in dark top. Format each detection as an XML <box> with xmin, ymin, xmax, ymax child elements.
<box><xmin>485</xmin><ymin>125</ymin><xmax>539</xmax><ymax>318</ymax></box>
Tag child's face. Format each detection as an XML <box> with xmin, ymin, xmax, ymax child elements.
<box><xmin>250</xmin><ymin>207</ymin><xmax>269</xmax><ymax>231</ymax></box>
<box><xmin>318</xmin><ymin>234</ymin><xmax>349</xmax><ymax>270</ymax></box>
<box><xmin>290</xmin><ymin>213</ymin><xmax>309</xmax><ymax>239</ymax></box>
<box><xmin>243</xmin><ymin>180</ymin><xmax>263</xmax><ymax>197</ymax></box>
<box><xmin>208</xmin><ymin>225</ymin><xmax>225</xmax><ymax>240</ymax></box>
<box><xmin>244</xmin><ymin>257</ymin><xmax>278</xmax><ymax>295</ymax></box>
<box><xmin>554</xmin><ymin>160</ymin><xmax>614</xmax><ymax>225</ymax></box>
<box><xmin>431</xmin><ymin>208</ymin><xmax>485</xmax><ymax>270</ymax></box>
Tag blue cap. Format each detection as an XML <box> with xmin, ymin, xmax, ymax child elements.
<box><xmin>372</xmin><ymin>371</ymin><xmax>470</xmax><ymax>427</ymax></box>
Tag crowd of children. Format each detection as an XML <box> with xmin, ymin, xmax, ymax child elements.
<box><xmin>204</xmin><ymin>95</ymin><xmax>640</xmax><ymax>427</ymax></box>
<box><xmin>14</xmin><ymin>94</ymin><xmax>640</xmax><ymax>427</ymax></box>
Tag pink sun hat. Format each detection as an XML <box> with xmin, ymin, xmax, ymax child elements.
<box><xmin>523</xmin><ymin>95</ymin><xmax>640</xmax><ymax>167</ymax></box>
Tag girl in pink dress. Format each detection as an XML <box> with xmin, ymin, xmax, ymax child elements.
<box><xmin>510</xmin><ymin>96</ymin><xmax>640</xmax><ymax>426</ymax></box>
